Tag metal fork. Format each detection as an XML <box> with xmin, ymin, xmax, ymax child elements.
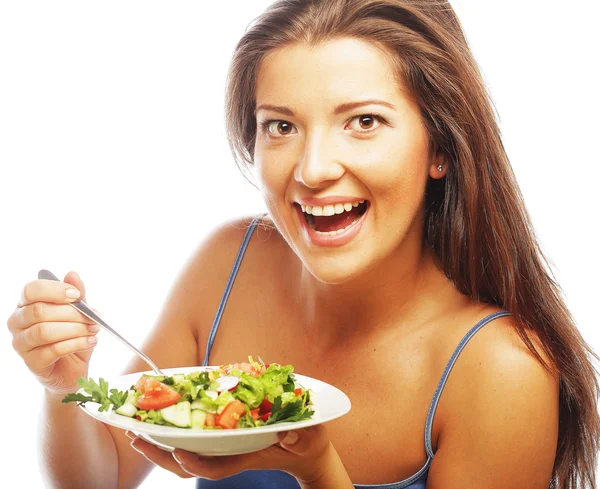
<box><xmin>38</xmin><ymin>269</ymin><xmax>165</xmax><ymax>376</ymax></box>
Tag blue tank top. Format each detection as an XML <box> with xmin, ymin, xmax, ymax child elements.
<box><xmin>196</xmin><ymin>216</ymin><xmax>510</xmax><ymax>489</ymax></box>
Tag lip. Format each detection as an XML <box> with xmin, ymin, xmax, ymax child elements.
<box><xmin>295</xmin><ymin>202</ymin><xmax>369</xmax><ymax>248</ymax></box>
<box><xmin>295</xmin><ymin>196</ymin><xmax>367</xmax><ymax>207</ymax></box>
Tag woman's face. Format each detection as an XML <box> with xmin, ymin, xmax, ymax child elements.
<box><xmin>254</xmin><ymin>37</ymin><xmax>444</xmax><ymax>284</ymax></box>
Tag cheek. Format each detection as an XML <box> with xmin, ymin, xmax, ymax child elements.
<box><xmin>354</xmin><ymin>131</ymin><xmax>431</xmax><ymax>203</ymax></box>
<box><xmin>253</xmin><ymin>149</ymin><xmax>294</xmax><ymax>216</ymax></box>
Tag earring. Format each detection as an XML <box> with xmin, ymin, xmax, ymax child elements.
<box><xmin>437</xmin><ymin>164</ymin><xmax>443</xmax><ymax>172</ymax></box>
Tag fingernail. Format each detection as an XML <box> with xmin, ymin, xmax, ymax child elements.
<box><xmin>88</xmin><ymin>335</ymin><xmax>98</xmax><ymax>344</ymax></box>
<box><xmin>125</xmin><ymin>431</ymin><xmax>136</xmax><ymax>439</ymax></box>
<box><xmin>89</xmin><ymin>325</ymin><xmax>101</xmax><ymax>333</ymax></box>
<box><xmin>130</xmin><ymin>442</ymin><xmax>143</xmax><ymax>454</ymax></box>
<box><xmin>66</xmin><ymin>288</ymin><xmax>80</xmax><ymax>299</ymax></box>
<box><xmin>282</xmin><ymin>431</ymin><xmax>299</xmax><ymax>445</ymax></box>
<box><xmin>172</xmin><ymin>451</ymin><xmax>185</xmax><ymax>464</ymax></box>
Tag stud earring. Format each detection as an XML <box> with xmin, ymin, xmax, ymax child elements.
<box><xmin>437</xmin><ymin>164</ymin><xmax>443</xmax><ymax>172</ymax></box>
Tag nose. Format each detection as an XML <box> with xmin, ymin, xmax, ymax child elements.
<box><xmin>294</xmin><ymin>135</ymin><xmax>345</xmax><ymax>189</ymax></box>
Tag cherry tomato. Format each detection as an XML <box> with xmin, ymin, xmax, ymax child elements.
<box><xmin>260</xmin><ymin>398</ymin><xmax>273</xmax><ymax>414</ymax></box>
<box><xmin>135</xmin><ymin>377</ymin><xmax>181</xmax><ymax>410</ymax></box>
<box><xmin>217</xmin><ymin>400</ymin><xmax>246</xmax><ymax>429</ymax></box>
<box><xmin>205</xmin><ymin>412</ymin><xmax>217</xmax><ymax>427</ymax></box>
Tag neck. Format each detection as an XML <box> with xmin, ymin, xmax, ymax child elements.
<box><xmin>296</xmin><ymin>239</ymin><xmax>454</xmax><ymax>352</ymax></box>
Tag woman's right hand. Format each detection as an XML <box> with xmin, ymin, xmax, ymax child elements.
<box><xmin>7</xmin><ymin>271</ymin><xmax>100</xmax><ymax>395</ymax></box>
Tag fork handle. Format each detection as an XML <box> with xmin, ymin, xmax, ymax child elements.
<box><xmin>38</xmin><ymin>269</ymin><xmax>164</xmax><ymax>376</ymax></box>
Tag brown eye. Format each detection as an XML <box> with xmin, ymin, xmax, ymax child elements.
<box><xmin>358</xmin><ymin>116</ymin><xmax>375</xmax><ymax>129</ymax></box>
<box><xmin>266</xmin><ymin>120</ymin><xmax>296</xmax><ymax>136</ymax></box>
<box><xmin>347</xmin><ymin>114</ymin><xmax>382</xmax><ymax>133</ymax></box>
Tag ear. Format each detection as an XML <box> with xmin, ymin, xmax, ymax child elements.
<box><xmin>428</xmin><ymin>150</ymin><xmax>448</xmax><ymax>180</ymax></box>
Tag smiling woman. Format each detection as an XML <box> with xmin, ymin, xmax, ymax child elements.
<box><xmin>253</xmin><ymin>37</ymin><xmax>443</xmax><ymax>282</ymax></box>
<box><xmin>4</xmin><ymin>1</ymin><xmax>600</xmax><ymax>489</ymax></box>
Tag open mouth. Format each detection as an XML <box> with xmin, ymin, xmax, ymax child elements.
<box><xmin>296</xmin><ymin>200</ymin><xmax>369</xmax><ymax>236</ymax></box>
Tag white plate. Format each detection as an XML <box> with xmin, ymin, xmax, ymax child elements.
<box><xmin>79</xmin><ymin>366</ymin><xmax>351</xmax><ymax>456</ymax></box>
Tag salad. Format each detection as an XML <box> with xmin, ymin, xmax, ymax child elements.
<box><xmin>63</xmin><ymin>356</ymin><xmax>314</xmax><ymax>430</ymax></box>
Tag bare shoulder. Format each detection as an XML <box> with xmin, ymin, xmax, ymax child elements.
<box><xmin>180</xmin><ymin>214</ymin><xmax>290</xmax><ymax>345</ymax></box>
<box><xmin>429</xmin><ymin>310</ymin><xmax>559</xmax><ymax>488</ymax></box>
<box><xmin>183</xmin><ymin>214</ymin><xmax>286</xmax><ymax>295</ymax></box>
<box><xmin>449</xmin><ymin>311</ymin><xmax>558</xmax><ymax>392</ymax></box>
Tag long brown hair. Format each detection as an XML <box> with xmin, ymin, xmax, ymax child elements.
<box><xmin>224</xmin><ymin>0</ymin><xmax>600</xmax><ymax>486</ymax></box>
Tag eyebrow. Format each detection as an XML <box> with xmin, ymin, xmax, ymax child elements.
<box><xmin>254</xmin><ymin>99</ymin><xmax>397</xmax><ymax>117</ymax></box>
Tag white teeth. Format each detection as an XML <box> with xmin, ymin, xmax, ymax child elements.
<box><xmin>323</xmin><ymin>204</ymin><xmax>335</xmax><ymax>216</ymax></box>
<box><xmin>302</xmin><ymin>200</ymin><xmax>367</xmax><ymax>236</ymax></box>
<box><xmin>301</xmin><ymin>201</ymin><xmax>365</xmax><ymax>216</ymax></box>
<box><xmin>312</xmin><ymin>222</ymin><xmax>356</xmax><ymax>236</ymax></box>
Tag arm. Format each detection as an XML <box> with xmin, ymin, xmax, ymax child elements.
<box><xmin>297</xmin><ymin>443</ymin><xmax>355</xmax><ymax>489</ymax></box>
<box><xmin>37</xmin><ymin>220</ymin><xmax>248</xmax><ymax>489</ymax></box>
<box><xmin>426</xmin><ymin>320</ymin><xmax>559</xmax><ymax>489</ymax></box>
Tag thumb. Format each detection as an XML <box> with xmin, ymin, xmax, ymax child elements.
<box><xmin>63</xmin><ymin>271</ymin><xmax>86</xmax><ymax>301</ymax></box>
<box><xmin>277</xmin><ymin>425</ymin><xmax>329</xmax><ymax>458</ymax></box>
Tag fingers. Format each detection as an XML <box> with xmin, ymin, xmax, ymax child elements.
<box><xmin>22</xmin><ymin>336</ymin><xmax>98</xmax><ymax>373</ymax></box>
<box><xmin>19</xmin><ymin>279</ymin><xmax>82</xmax><ymax>308</ymax></box>
<box><xmin>171</xmin><ymin>449</ymin><xmax>256</xmax><ymax>479</ymax></box>
<box><xmin>125</xmin><ymin>433</ymin><xmax>194</xmax><ymax>479</ymax></box>
<box><xmin>63</xmin><ymin>271</ymin><xmax>86</xmax><ymax>300</ymax></box>
<box><xmin>123</xmin><ymin>428</ymin><xmax>331</xmax><ymax>482</ymax></box>
<box><xmin>277</xmin><ymin>425</ymin><xmax>330</xmax><ymax>458</ymax></box>
<box><xmin>125</xmin><ymin>432</ymin><xmax>258</xmax><ymax>480</ymax></box>
<box><xmin>12</xmin><ymin>321</ymin><xmax>99</xmax><ymax>353</ymax></box>
<box><xmin>8</xmin><ymin>303</ymin><xmax>94</xmax><ymax>333</ymax></box>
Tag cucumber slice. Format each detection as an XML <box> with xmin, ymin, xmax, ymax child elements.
<box><xmin>160</xmin><ymin>401</ymin><xmax>191</xmax><ymax>428</ymax></box>
<box><xmin>115</xmin><ymin>403</ymin><xmax>137</xmax><ymax>417</ymax></box>
<box><xmin>191</xmin><ymin>410</ymin><xmax>207</xmax><ymax>429</ymax></box>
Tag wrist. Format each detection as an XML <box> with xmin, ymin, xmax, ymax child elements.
<box><xmin>44</xmin><ymin>387</ymin><xmax>75</xmax><ymax>406</ymax></box>
<box><xmin>296</xmin><ymin>442</ymin><xmax>354</xmax><ymax>489</ymax></box>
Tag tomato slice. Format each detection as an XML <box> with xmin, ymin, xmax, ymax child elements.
<box><xmin>135</xmin><ymin>378</ymin><xmax>181</xmax><ymax>410</ymax></box>
<box><xmin>205</xmin><ymin>412</ymin><xmax>217</xmax><ymax>427</ymax></box>
<box><xmin>217</xmin><ymin>400</ymin><xmax>246</xmax><ymax>429</ymax></box>
<box><xmin>260</xmin><ymin>398</ymin><xmax>273</xmax><ymax>414</ymax></box>
<box><xmin>294</xmin><ymin>388</ymin><xmax>302</xmax><ymax>396</ymax></box>
<box><xmin>260</xmin><ymin>412</ymin><xmax>272</xmax><ymax>422</ymax></box>
<box><xmin>134</xmin><ymin>375</ymin><xmax>149</xmax><ymax>392</ymax></box>
<box><xmin>250</xmin><ymin>408</ymin><xmax>260</xmax><ymax>421</ymax></box>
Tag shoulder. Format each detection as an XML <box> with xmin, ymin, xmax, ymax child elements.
<box><xmin>440</xmin><ymin>311</ymin><xmax>559</xmax><ymax>423</ymax></box>
<box><xmin>451</xmin><ymin>312</ymin><xmax>558</xmax><ymax>394</ymax></box>
<box><xmin>429</xmin><ymin>311</ymin><xmax>559</xmax><ymax>488</ymax></box>
<box><xmin>178</xmin><ymin>213</ymin><xmax>290</xmax><ymax>329</ymax></box>
<box><xmin>184</xmin><ymin>214</ymin><xmax>287</xmax><ymax>284</ymax></box>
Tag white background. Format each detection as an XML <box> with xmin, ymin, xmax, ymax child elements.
<box><xmin>1</xmin><ymin>0</ymin><xmax>598</xmax><ymax>487</ymax></box>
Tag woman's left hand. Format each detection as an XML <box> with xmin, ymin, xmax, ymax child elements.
<box><xmin>125</xmin><ymin>425</ymin><xmax>333</xmax><ymax>483</ymax></box>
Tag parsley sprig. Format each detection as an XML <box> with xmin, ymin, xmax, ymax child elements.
<box><xmin>265</xmin><ymin>391</ymin><xmax>314</xmax><ymax>425</ymax></box>
<box><xmin>62</xmin><ymin>377</ymin><xmax>128</xmax><ymax>412</ymax></box>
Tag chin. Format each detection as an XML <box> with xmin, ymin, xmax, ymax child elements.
<box><xmin>300</xmin><ymin>255</ymin><xmax>371</xmax><ymax>285</ymax></box>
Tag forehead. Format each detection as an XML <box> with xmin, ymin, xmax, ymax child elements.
<box><xmin>256</xmin><ymin>37</ymin><xmax>406</xmax><ymax>110</ymax></box>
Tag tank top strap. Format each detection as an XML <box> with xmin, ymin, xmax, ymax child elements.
<box><xmin>201</xmin><ymin>216</ymin><xmax>263</xmax><ymax>366</ymax></box>
<box><xmin>424</xmin><ymin>310</ymin><xmax>511</xmax><ymax>458</ymax></box>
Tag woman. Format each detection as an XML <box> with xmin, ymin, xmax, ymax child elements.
<box><xmin>7</xmin><ymin>0</ymin><xmax>599</xmax><ymax>488</ymax></box>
